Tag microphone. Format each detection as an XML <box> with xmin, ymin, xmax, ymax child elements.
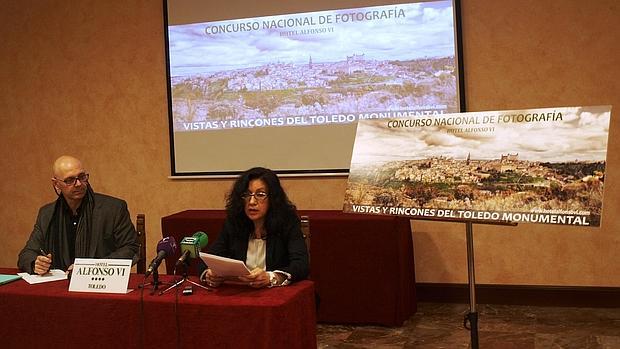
<box><xmin>175</xmin><ymin>231</ymin><xmax>208</xmax><ymax>267</ymax></box>
<box><xmin>145</xmin><ymin>236</ymin><xmax>178</xmax><ymax>278</ymax></box>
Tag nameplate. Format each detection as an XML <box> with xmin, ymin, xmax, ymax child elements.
<box><xmin>69</xmin><ymin>258</ymin><xmax>132</xmax><ymax>294</ymax></box>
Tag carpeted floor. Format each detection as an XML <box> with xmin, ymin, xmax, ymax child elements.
<box><xmin>316</xmin><ymin>302</ymin><xmax>620</xmax><ymax>348</ymax></box>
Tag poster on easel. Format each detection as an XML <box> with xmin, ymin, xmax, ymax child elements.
<box><xmin>343</xmin><ymin>105</ymin><xmax>611</xmax><ymax>227</ymax></box>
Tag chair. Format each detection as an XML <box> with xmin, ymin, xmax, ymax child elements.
<box><xmin>300</xmin><ymin>215</ymin><xmax>310</xmax><ymax>263</ymax></box>
<box><xmin>301</xmin><ymin>215</ymin><xmax>319</xmax><ymax>310</ymax></box>
<box><xmin>136</xmin><ymin>213</ymin><xmax>146</xmax><ymax>274</ymax></box>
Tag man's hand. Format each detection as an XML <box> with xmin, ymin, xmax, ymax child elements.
<box><xmin>34</xmin><ymin>254</ymin><xmax>52</xmax><ymax>275</ymax></box>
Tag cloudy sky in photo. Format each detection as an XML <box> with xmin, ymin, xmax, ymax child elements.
<box><xmin>168</xmin><ymin>1</ymin><xmax>455</xmax><ymax>76</ymax></box>
<box><xmin>350</xmin><ymin>106</ymin><xmax>611</xmax><ymax>164</ymax></box>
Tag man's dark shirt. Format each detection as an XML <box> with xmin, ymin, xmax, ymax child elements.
<box><xmin>66</xmin><ymin>206</ymin><xmax>82</xmax><ymax>262</ymax></box>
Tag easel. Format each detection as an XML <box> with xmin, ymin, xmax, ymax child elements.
<box><xmin>414</xmin><ymin>216</ymin><xmax>517</xmax><ymax>349</ymax></box>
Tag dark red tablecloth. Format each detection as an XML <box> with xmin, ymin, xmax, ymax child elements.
<box><xmin>162</xmin><ymin>209</ymin><xmax>416</xmax><ymax>326</ymax></box>
<box><xmin>0</xmin><ymin>268</ymin><xmax>316</xmax><ymax>349</ymax></box>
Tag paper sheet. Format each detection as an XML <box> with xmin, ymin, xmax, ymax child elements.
<box><xmin>199</xmin><ymin>252</ymin><xmax>251</xmax><ymax>277</ymax></box>
<box><xmin>18</xmin><ymin>269</ymin><xmax>68</xmax><ymax>284</ymax></box>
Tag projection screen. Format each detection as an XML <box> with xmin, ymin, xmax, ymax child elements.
<box><xmin>165</xmin><ymin>0</ymin><xmax>465</xmax><ymax>177</ymax></box>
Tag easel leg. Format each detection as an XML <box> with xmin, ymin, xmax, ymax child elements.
<box><xmin>465</xmin><ymin>221</ymin><xmax>479</xmax><ymax>349</ymax></box>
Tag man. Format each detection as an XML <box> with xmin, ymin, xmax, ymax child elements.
<box><xmin>18</xmin><ymin>155</ymin><xmax>139</xmax><ymax>275</ymax></box>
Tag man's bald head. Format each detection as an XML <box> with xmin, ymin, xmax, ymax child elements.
<box><xmin>51</xmin><ymin>155</ymin><xmax>89</xmax><ymax>209</ymax></box>
<box><xmin>53</xmin><ymin>155</ymin><xmax>83</xmax><ymax>178</ymax></box>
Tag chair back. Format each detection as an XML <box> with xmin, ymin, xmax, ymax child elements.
<box><xmin>136</xmin><ymin>213</ymin><xmax>146</xmax><ymax>274</ymax></box>
<box><xmin>300</xmin><ymin>215</ymin><xmax>310</xmax><ymax>264</ymax></box>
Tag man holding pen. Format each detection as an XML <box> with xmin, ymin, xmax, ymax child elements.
<box><xmin>17</xmin><ymin>155</ymin><xmax>138</xmax><ymax>275</ymax></box>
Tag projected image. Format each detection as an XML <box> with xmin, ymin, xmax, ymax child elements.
<box><xmin>168</xmin><ymin>1</ymin><xmax>459</xmax><ymax>132</ymax></box>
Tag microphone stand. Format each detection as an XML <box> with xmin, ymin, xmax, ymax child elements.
<box><xmin>159</xmin><ymin>259</ymin><xmax>211</xmax><ymax>295</ymax></box>
<box><xmin>140</xmin><ymin>268</ymin><xmax>174</xmax><ymax>295</ymax></box>
<box><xmin>140</xmin><ymin>263</ymin><xmax>175</xmax><ymax>295</ymax></box>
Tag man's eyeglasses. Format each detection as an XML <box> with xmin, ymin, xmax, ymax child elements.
<box><xmin>55</xmin><ymin>172</ymin><xmax>89</xmax><ymax>186</ymax></box>
<box><xmin>242</xmin><ymin>191</ymin><xmax>268</xmax><ymax>202</ymax></box>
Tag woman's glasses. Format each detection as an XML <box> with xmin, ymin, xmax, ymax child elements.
<box><xmin>242</xmin><ymin>191</ymin><xmax>268</xmax><ymax>202</ymax></box>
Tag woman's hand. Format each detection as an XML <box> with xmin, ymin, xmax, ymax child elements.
<box><xmin>201</xmin><ymin>268</ymin><xmax>225</xmax><ymax>288</ymax></box>
<box><xmin>238</xmin><ymin>268</ymin><xmax>270</xmax><ymax>288</ymax></box>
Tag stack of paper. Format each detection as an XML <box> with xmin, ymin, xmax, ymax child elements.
<box><xmin>199</xmin><ymin>252</ymin><xmax>251</xmax><ymax>277</ymax></box>
<box><xmin>17</xmin><ymin>269</ymin><xmax>68</xmax><ymax>284</ymax></box>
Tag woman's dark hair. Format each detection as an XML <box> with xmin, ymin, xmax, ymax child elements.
<box><xmin>226</xmin><ymin>167</ymin><xmax>298</xmax><ymax>238</ymax></box>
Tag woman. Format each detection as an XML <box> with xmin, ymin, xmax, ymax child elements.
<box><xmin>201</xmin><ymin>167</ymin><xmax>309</xmax><ymax>288</ymax></box>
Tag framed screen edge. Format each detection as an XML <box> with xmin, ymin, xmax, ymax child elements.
<box><xmin>163</xmin><ymin>0</ymin><xmax>466</xmax><ymax>178</ymax></box>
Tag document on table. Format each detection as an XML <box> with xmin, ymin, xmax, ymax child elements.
<box><xmin>199</xmin><ymin>252</ymin><xmax>251</xmax><ymax>277</ymax></box>
<box><xmin>0</xmin><ymin>274</ymin><xmax>22</xmax><ymax>286</ymax></box>
<box><xmin>18</xmin><ymin>269</ymin><xmax>68</xmax><ymax>284</ymax></box>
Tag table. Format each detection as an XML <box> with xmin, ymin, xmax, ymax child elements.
<box><xmin>0</xmin><ymin>268</ymin><xmax>316</xmax><ymax>349</ymax></box>
<box><xmin>162</xmin><ymin>210</ymin><xmax>416</xmax><ymax>326</ymax></box>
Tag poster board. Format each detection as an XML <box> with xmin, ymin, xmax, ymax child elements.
<box><xmin>343</xmin><ymin>105</ymin><xmax>611</xmax><ymax>227</ymax></box>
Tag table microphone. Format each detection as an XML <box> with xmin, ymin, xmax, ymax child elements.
<box><xmin>176</xmin><ymin>231</ymin><xmax>208</xmax><ymax>267</ymax></box>
<box><xmin>145</xmin><ymin>236</ymin><xmax>178</xmax><ymax>277</ymax></box>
